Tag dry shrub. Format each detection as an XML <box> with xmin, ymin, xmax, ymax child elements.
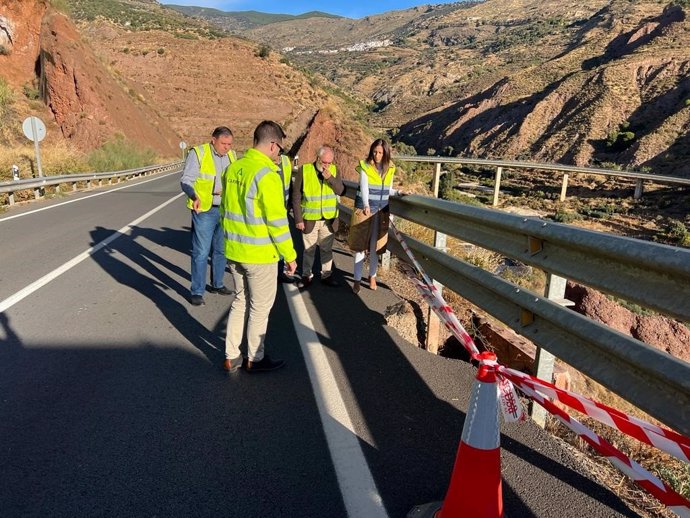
<box><xmin>0</xmin><ymin>142</ymin><xmax>89</xmax><ymax>181</ymax></box>
<box><xmin>546</xmin><ymin>367</ymin><xmax>689</xmax><ymax>517</ymax></box>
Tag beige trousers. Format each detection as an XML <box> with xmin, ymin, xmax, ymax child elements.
<box><xmin>225</xmin><ymin>261</ymin><xmax>278</xmax><ymax>362</ymax></box>
<box><xmin>302</xmin><ymin>219</ymin><xmax>335</xmax><ymax>279</ymax></box>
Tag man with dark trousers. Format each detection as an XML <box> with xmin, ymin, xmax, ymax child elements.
<box><xmin>180</xmin><ymin>126</ymin><xmax>236</xmax><ymax>306</ymax></box>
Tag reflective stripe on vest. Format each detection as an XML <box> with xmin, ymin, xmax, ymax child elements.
<box><xmin>186</xmin><ymin>145</ymin><xmax>236</xmax><ymax>211</ymax></box>
<box><xmin>354</xmin><ymin>160</ymin><xmax>395</xmax><ymax>212</ymax></box>
<box><xmin>280</xmin><ymin>155</ymin><xmax>291</xmax><ymax>206</ymax></box>
<box><xmin>301</xmin><ymin>163</ymin><xmax>338</xmax><ymax>220</ymax></box>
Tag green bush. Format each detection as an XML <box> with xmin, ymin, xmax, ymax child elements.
<box><xmin>257</xmin><ymin>45</ymin><xmax>270</xmax><ymax>59</ymax></box>
<box><xmin>87</xmin><ymin>134</ymin><xmax>157</xmax><ymax>172</ymax></box>
<box><xmin>553</xmin><ymin>208</ymin><xmax>580</xmax><ymax>223</ymax></box>
<box><xmin>23</xmin><ymin>82</ymin><xmax>40</xmax><ymax>100</ymax></box>
<box><xmin>438</xmin><ymin>171</ymin><xmax>454</xmax><ymax>200</ymax></box>
<box><xmin>0</xmin><ymin>78</ymin><xmax>14</xmax><ymax>108</ymax></box>
<box><xmin>578</xmin><ymin>203</ymin><xmax>619</xmax><ymax>220</ymax></box>
<box><xmin>606</xmin><ymin>122</ymin><xmax>636</xmax><ymax>151</ymax></box>
<box><xmin>665</xmin><ymin>219</ymin><xmax>689</xmax><ymax>245</ymax></box>
<box><xmin>394</xmin><ymin>142</ymin><xmax>417</xmax><ymax>156</ymax></box>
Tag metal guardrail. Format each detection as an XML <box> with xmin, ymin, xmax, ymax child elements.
<box><xmin>394</xmin><ymin>155</ymin><xmax>690</xmax><ymax>185</ymax></box>
<box><xmin>393</xmin><ymin>155</ymin><xmax>690</xmax><ymax>204</ymax></box>
<box><xmin>339</xmin><ymin>181</ymin><xmax>690</xmax><ymax>435</ymax></box>
<box><xmin>0</xmin><ymin>161</ymin><xmax>184</xmax><ymax>205</ymax></box>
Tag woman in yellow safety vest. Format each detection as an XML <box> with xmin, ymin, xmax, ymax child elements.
<box><xmin>348</xmin><ymin>138</ymin><xmax>405</xmax><ymax>294</ymax></box>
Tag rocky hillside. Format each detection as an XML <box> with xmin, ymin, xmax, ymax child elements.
<box><xmin>0</xmin><ymin>0</ymin><xmax>181</xmax><ymax>156</ymax></box>
<box><xmin>399</xmin><ymin>0</ymin><xmax>690</xmax><ymax>177</ymax></box>
<box><xmin>208</xmin><ymin>0</ymin><xmax>690</xmax><ymax>177</ymax></box>
<box><xmin>0</xmin><ymin>0</ymin><xmax>374</xmax><ymax>173</ymax></box>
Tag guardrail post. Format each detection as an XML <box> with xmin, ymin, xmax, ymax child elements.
<box><xmin>72</xmin><ymin>182</ymin><xmax>77</xmax><ymax>191</ymax></box>
<box><xmin>425</xmin><ymin>162</ymin><xmax>447</xmax><ymax>353</ymax></box>
<box><xmin>493</xmin><ymin>167</ymin><xmax>502</xmax><ymax>207</ymax></box>
<box><xmin>8</xmin><ymin>192</ymin><xmax>15</xmax><ymax>205</ymax></box>
<box><xmin>530</xmin><ymin>273</ymin><xmax>568</xmax><ymax>427</ymax></box>
<box><xmin>560</xmin><ymin>173</ymin><xmax>569</xmax><ymax>202</ymax></box>
<box><xmin>381</xmin><ymin>250</ymin><xmax>391</xmax><ymax>271</ymax></box>
<box><xmin>634</xmin><ymin>179</ymin><xmax>644</xmax><ymax>200</ymax></box>
<box><xmin>33</xmin><ymin>187</ymin><xmax>41</xmax><ymax>200</ymax></box>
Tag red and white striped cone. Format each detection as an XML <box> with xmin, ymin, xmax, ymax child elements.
<box><xmin>408</xmin><ymin>352</ymin><xmax>503</xmax><ymax>518</ymax></box>
<box><xmin>439</xmin><ymin>351</ymin><xmax>503</xmax><ymax>518</ymax></box>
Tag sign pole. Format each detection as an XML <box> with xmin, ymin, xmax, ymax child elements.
<box><xmin>31</xmin><ymin>117</ymin><xmax>44</xmax><ymax>177</ymax></box>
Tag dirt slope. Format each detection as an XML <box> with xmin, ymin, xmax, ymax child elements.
<box><xmin>41</xmin><ymin>10</ymin><xmax>179</xmax><ymax>155</ymax></box>
<box><xmin>78</xmin><ymin>19</ymin><xmax>343</xmax><ymax>151</ymax></box>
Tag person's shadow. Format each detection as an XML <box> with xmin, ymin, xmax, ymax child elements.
<box><xmin>89</xmin><ymin>225</ymin><xmax>225</xmax><ymax>364</ymax></box>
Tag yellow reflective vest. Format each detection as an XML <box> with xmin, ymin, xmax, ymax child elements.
<box><xmin>186</xmin><ymin>143</ymin><xmax>237</xmax><ymax>211</ymax></box>
<box><xmin>355</xmin><ymin>160</ymin><xmax>395</xmax><ymax>212</ymax></box>
<box><xmin>279</xmin><ymin>154</ymin><xmax>292</xmax><ymax>207</ymax></box>
<box><xmin>301</xmin><ymin>163</ymin><xmax>339</xmax><ymax>220</ymax></box>
<box><xmin>221</xmin><ymin>148</ymin><xmax>297</xmax><ymax>264</ymax></box>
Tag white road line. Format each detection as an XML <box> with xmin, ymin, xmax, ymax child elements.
<box><xmin>0</xmin><ymin>171</ymin><xmax>179</xmax><ymax>223</ymax></box>
<box><xmin>0</xmin><ymin>193</ymin><xmax>185</xmax><ymax>313</ymax></box>
<box><xmin>284</xmin><ymin>283</ymin><xmax>389</xmax><ymax>518</ymax></box>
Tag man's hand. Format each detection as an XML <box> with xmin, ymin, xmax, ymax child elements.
<box><xmin>192</xmin><ymin>198</ymin><xmax>201</xmax><ymax>213</ymax></box>
<box><xmin>296</xmin><ymin>222</ymin><xmax>305</xmax><ymax>231</ymax></box>
<box><xmin>363</xmin><ymin>206</ymin><xmax>371</xmax><ymax>216</ymax></box>
<box><xmin>285</xmin><ymin>260</ymin><xmax>297</xmax><ymax>276</ymax></box>
<box><xmin>322</xmin><ymin>169</ymin><xmax>332</xmax><ymax>180</ymax></box>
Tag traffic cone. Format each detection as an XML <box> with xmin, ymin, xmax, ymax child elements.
<box><xmin>408</xmin><ymin>351</ymin><xmax>503</xmax><ymax>518</ymax></box>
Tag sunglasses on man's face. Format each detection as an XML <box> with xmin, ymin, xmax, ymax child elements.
<box><xmin>271</xmin><ymin>141</ymin><xmax>284</xmax><ymax>154</ymax></box>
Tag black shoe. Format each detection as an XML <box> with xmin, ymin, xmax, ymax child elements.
<box><xmin>297</xmin><ymin>276</ymin><xmax>312</xmax><ymax>289</ymax></box>
<box><xmin>209</xmin><ymin>286</ymin><xmax>233</xmax><ymax>295</ymax></box>
<box><xmin>190</xmin><ymin>295</ymin><xmax>205</xmax><ymax>306</ymax></box>
<box><xmin>245</xmin><ymin>355</ymin><xmax>285</xmax><ymax>373</ymax></box>
<box><xmin>278</xmin><ymin>272</ymin><xmax>296</xmax><ymax>284</ymax></box>
<box><xmin>320</xmin><ymin>275</ymin><xmax>340</xmax><ymax>287</ymax></box>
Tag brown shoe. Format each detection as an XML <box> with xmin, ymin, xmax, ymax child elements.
<box><xmin>223</xmin><ymin>356</ymin><xmax>245</xmax><ymax>373</ymax></box>
<box><xmin>352</xmin><ymin>281</ymin><xmax>361</xmax><ymax>294</ymax></box>
<box><xmin>369</xmin><ymin>277</ymin><xmax>377</xmax><ymax>291</ymax></box>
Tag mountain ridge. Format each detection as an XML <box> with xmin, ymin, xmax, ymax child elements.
<box><xmin>165</xmin><ymin>5</ymin><xmax>342</xmax><ymax>32</ymax></box>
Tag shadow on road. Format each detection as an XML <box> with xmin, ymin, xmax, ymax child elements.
<box><xmin>296</xmin><ymin>239</ymin><xmax>638</xmax><ymax>517</ymax></box>
<box><xmin>88</xmin><ymin>225</ymin><xmax>224</xmax><ymax>365</ymax></box>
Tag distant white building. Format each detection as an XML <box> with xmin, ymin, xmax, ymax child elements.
<box><xmin>283</xmin><ymin>39</ymin><xmax>393</xmax><ymax>55</ymax></box>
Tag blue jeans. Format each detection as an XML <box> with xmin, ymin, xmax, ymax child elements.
<box><xmin>191</xmin><ymin>207</ymin><xmax>226</xmax><ymax>296</ymax></box>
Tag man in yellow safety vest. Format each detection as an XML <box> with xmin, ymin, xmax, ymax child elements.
<box><xmin>180</xmin><ymin>126</ymin><xmax>237</xmax><ymax>306</ymax></box>
<box><xmin>220</xmin><ymin>121</ymin><xmax>297</xmax><ymax>373</ymax></box>
<box><xmin>291</xmin><ymin>145</ymin><xmax>345</xmax><ymax>288</ymax></box>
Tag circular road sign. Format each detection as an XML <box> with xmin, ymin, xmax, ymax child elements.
<box><xmin>22</xmin><ymin>116</ymin><xmax>47</xmax><ymax>143</ymax></box>
<box><xmin>179</xmin><ymin>141</ymin><xmax>187</xmax><ymax>149</ymax></box>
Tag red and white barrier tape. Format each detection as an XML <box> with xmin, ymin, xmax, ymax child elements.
<box><xmin>499</xmin><ymin>367</ymin><xmax>690</xmax><ymax>464</ymax></box>
<box><xmin>389</xmin><ymin>221</ymin><xmax>690</xmax><ymax>516</ymax></box>
<box><xmin>514</xmin><ymin>379</ymin><xmax>690</xmax><ymax>518</ymax></box>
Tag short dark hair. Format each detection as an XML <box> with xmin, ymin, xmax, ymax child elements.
<box><xmin>253</xmin><ymin>120</ymin><xmax>285</xmax><ymax>146</ymax></box>
<box><xmin>212</xmin><ymin>126</ymin><xmax>233</xmax><ymax>139</ymax></box>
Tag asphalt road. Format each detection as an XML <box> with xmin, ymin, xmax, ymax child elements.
<box><xmin>0</xmin><ymin>172</ymin><xmax>640</xmax><ymax>517</ymax></box>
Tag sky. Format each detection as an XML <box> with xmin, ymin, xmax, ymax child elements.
<box><xmin>164</xmin><ymin>1</ymin><xmax>456</xmax><ymax>19</ymax></box>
